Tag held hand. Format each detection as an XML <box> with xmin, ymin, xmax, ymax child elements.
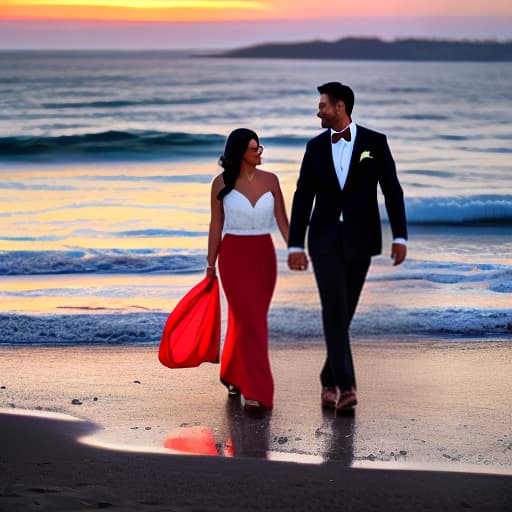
<box><xmin>288</xmin><ymin>251</ymin><xmax>309</xmax><ymax>271</ymax></box>
<box><xmin>391</xmin><ymin>243</ymin><xmax>407</xmax><ymax>266</ymax></box>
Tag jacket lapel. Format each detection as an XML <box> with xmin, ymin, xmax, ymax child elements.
<box><xmin>320</xmin><ymin>130</ymin><xmax>343</xmax><ymax>194</ymax></box>
<box><xmin>344</xmin><ymin>125</ymin><xmax>364</xmax><ymax>190</ymax></box>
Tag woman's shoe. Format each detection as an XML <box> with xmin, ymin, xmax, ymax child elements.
<box><xmin>243</xmin><ymin>399</ymin><xmax>265</xmax><ymax>413</ymax></box>
<box><xmin>221</xmin><ymin>379</ymin><xmax>240</xmax><ymax>398</ymax></box>
<box><xmin>227</xmin><ymin>384</ymin><xmax>241</xmax><ymax>398</ymax></box>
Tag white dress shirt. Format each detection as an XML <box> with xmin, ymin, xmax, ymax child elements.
<box><xmin>331</xmin><ymin>123</ymin><xmax>356</xmax><ymax>192</ymax></box>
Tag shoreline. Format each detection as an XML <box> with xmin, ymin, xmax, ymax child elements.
<box><xmin>1</xmin><ymin>340</ymin><xmax>511</xmax><ymax>510</ymax></box>
<box><xmin>1</xmin><ymin>340</ymin><xmax>511</xmax><ymax>468</ymax></box>
<box><xmin>2</xmin><ymin>411</ymin><xmax>510</xmax><ymax>511</ymax></box>
<box><xmin>2</xmin><ymin>406</ymin><xmax>511</xmax><ymax>477</ymax></box>
<box><xmin>2</xmin><ymin>333</ymin><xmax>512</xmax><ymax>347</ymax></box>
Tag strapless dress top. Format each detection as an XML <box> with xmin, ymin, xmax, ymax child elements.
<box><xmin>223</xmin><ymin>189</ymin><xmax>275</xmax><ymax>235</ymax></box>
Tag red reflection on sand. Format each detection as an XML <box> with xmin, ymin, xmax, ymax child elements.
<box><xmin>223</xmin><ymin>437</ymin><xmax>234</xmax><ymax>457</ymax></box>
<box><xmin>164</xmin><ymin>427</ymin><xmax>218</xmax><ymax>456</ymax></box>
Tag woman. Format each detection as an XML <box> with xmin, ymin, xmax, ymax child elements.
<box><xmin>206</xmin><ymin>128</ymin><xmax>289</xmax><ymax>412</ymax></box>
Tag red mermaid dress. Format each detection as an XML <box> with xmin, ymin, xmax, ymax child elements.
<box><xmin>218</xmin><ymin>189</ymin><xmax>277</xmax><ymax>409</ymax></box>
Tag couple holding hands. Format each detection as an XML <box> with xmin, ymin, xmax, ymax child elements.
<box><xmin>206</xmin><ymin>81</ymin><xmax>407</xmax><ymax>413</ymax></box>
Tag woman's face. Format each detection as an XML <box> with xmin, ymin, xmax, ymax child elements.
<box><xmin>243</xmin><ymin>138</ymin><xmax>263</xmax><ymax>167</ymax></box>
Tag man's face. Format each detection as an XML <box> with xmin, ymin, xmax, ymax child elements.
<box><xmin>317</xmin><ymin>93</ymin><xmax>343</xmax><ymax>128</ymax></box>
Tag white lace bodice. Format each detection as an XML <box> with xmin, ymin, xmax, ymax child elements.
<box><xmin>223</xmin><ymin>189</ymin><xmax>275</xmax><ymax>235</ymax></box>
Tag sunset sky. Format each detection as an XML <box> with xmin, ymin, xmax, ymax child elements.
<box><xmin>1</xmin><ymin>0</ymin><xmax>511</xmax><ymax>49</ymax></box>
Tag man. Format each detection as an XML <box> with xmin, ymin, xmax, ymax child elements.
<box><xmin>288</xmin><ymin>82</ymin><xmax>407</xmax><ymax>413</ymax></box>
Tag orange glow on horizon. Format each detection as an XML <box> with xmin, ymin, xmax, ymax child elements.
<box><xmin>7</xmin><ymin>0</ymin><xmax>263</xmax><ymax>5</ymax></box>
<box><xmin>1</xmin><ymin>0</ymin><xmax>511</xmax><ymax>22</ymax></box>
<box><xmin>1</xmin><ymin>0</ymin><xmax>268</xmax><ymax>21</ymax></box>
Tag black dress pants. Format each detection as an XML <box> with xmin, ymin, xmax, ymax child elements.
<box><xmin>311</xmin><ymin>230</ymin><xmax>370</xmax><ymax>391</ymax></box>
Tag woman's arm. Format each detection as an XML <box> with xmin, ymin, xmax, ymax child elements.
<box><xmin>206</xmin><ymin>175</ymin><xmax>224</xmax><ymax>277</ymax></box>
<box><xmin>271</xmin><ymin>173</ymin><xmax>289</xmax><ymax>244</ymax></box>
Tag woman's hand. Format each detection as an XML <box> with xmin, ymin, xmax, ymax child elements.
<box><xmin>206</xmin><ymin>266</ymin><xmax>217</xmax><ymax>279</ymax></box>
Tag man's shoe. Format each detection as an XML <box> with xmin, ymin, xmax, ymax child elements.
<box><xmin>336</xmin><ymin>390</ymin><xmax>357</xmax><ymax>413</ymax></box>
<box><xmin>321</xmin><ymin>386</ymin><xmax>338</xmax><ymax>409</ymax></box>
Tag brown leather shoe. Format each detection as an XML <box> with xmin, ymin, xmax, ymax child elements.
<box><xmin>321</xmin><ymin>386</ymin><xmax>338</xmax><ymax>409</ymax></box>
<box><xmin>336</xmin><ymin>390</ymin><xmax>357</xmax><ymax>412</ymax></box>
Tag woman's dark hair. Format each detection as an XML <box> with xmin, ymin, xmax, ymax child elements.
<box><xmin>217</xmin><ymin>128</ymin><xmax>259</xmax><ymax>200</ymax></box>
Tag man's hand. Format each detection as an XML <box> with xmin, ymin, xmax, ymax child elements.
<box><xmin>391</xmin><ymin>243</ymin><xmax>407</xmax><ymax>266</ymax></box>
<box><xmin>288</xmin><ymin>251</ymin><xmax>309</xmax><ymax>271</ymax></box>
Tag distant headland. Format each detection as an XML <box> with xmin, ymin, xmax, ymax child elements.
<box><xmin>219</xmin><ymin>37</ymin><xmax>512</xmax><ymax>62</ymax></box>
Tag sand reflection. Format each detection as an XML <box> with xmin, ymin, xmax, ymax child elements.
<box><xmin>163</xmin><ymin>399</ymin><xmax>355</xmax><ymax>465</ymax></box>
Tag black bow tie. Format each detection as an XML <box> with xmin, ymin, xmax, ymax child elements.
<box><xmin>332</xmin><ymin>129</ymin><xmax>351</xmax><ymax>143</ymax></box>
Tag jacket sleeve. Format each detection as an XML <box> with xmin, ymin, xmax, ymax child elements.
<box><xmin>288</xmin><ymin>142</ymin><xmax>316</xmax><ymax>248</ymax></box>
<box><xmin>378</xmin><ymin>136</ymin><xmax>408</xmax><ymax>241</ymax></box>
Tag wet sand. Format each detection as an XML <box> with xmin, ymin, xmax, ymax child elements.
<box><xmin>1</xmin><ymin>341</ymin><xmax>511</xmax><ymax>510</ymax></box>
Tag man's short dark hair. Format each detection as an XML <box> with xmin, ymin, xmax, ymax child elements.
<box><xmin>317</xmin><ymin>82</ymin><xmax>354</xmax><ymax>116</ymax></box>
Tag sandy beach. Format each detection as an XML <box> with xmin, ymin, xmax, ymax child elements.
<box><xmin>1</xmin><ymin>340</ymin><xmax>511</xmax><ymax>510</ymax></box>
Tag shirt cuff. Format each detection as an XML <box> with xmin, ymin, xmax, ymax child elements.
<box><xmin>288</xmin><ymin>246</ymin><xmax>305</xmax><ymax>254</ymax></box>
<box><xmin>392</xmin><ymin>238</ymin><xmax>407</xmax><ymax>246</ymax></box>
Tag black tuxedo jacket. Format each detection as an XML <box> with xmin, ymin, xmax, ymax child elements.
<box><xmin>288</xmin><ymin>125</ymin><xmax>407</xmax><ymax>259</ymax></box>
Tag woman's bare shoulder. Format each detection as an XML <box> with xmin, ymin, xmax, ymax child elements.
<box><xmin>258</xmin><ymin>169</ymin><xmax>281</xmax><ymax>189</ymax></box>
<box><xmin>258</xmin><ymin>169</ymin><xmax>279</xmax><ymax>181</ymax></box>
<box><xmin>211</xmin><ymin>173</ymin><xmax>225</xmax><ymax>189</ymax></box>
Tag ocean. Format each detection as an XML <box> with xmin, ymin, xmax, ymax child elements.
<box><xmin>1</xmin><ymin>51</ymin><xmax>511</xmax><ymax>345</ymax></box>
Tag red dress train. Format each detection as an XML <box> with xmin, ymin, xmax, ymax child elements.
<box><xmin>218</xmin><ymin>233</ymin><xmax>277</xmax><ymax>409</ymax></box>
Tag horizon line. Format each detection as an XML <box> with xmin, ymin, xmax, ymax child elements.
<box><xmin>1</xmin><ymin>34</ymin><xmax>512</xmax><ymax>51</ymax></box>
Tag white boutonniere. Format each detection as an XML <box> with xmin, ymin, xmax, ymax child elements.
<box><xmin>359</xmin><ymin>150</ymin><xmax>373</xmax><ymax>162</ymax></box>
